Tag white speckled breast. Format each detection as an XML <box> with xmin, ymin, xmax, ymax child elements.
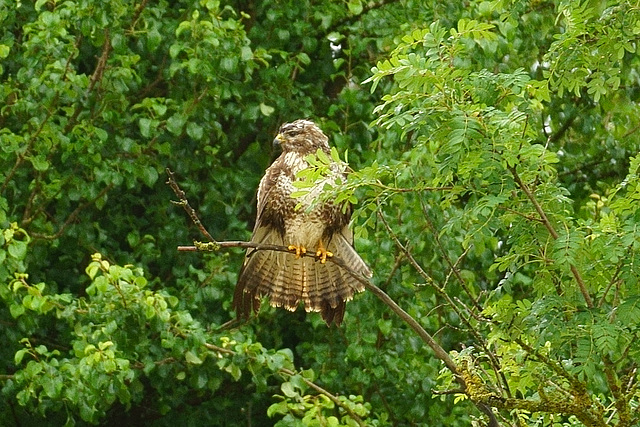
<box><xmin>278</xmin><ymin>152</ymin><xmax>335</xmax><ymax>248</ymax></box>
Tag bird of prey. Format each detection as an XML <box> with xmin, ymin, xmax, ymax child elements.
<box><xmin>233</xmin><ymin>119</ymin><xmax>372</xmax><ymax>326</ymax></box>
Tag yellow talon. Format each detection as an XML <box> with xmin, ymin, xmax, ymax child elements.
<box><xmin>288</xmin><ymin>245</ymin><xmax>307</xmax><ymax>258</ymax></box>
<box><xmin>315</xmin><ymin>241</ymin><xmax>333</xmax><ymax>264</ymax></box>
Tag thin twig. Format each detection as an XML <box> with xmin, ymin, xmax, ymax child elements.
<box><xmin>180</xmin><ymin>239</ymin><xmax>462</xmax><ymax>381</ymax></box>
<box><xmin>169</xmin><ymin>170</ymin><xmax>511</xmax><ymax>425</ymax></box>
<box><xmin>166</xmin><ymin>168</ymin><xmax>215</xmax><ymax>242</ymax></box>
<box><xmin>419</xmin><ymin>197</ymin><xmax>484</xmax><ymax>312</ymax></box>
<box><xmin>181</xmin><ymin>238</ymin><xmax>505</xmax><ymax>423</ymax></box>
<box><xmin>203</xmin><ymin>343</ymin><xmax>366</xmax><ymax>426</ymax></box>
<box><xmin>130</xmin><ymin>0</ymin><xmax>150</xmax><ymax>30</ymax></box>
<box><xmin>30</xmin><ymin>184</ymin><xmax>114</xmax><ymax>240</ymax></box>
<box><xmin>376</xmin><ymin>209</ymin><xmax>510</xmax><ymax>414</ymax></box>
<box><xmin>64</xmin><ymin>29</ymin><xmax>112</xmax><ymax>134</ymax></box>
<box><xmin>597</xmin><ymin>262</ymin><xmax>623</xmax><ymax>308</ymax></box>
<box><xmin>509</xmin><ymin>166</ymin><xmax>593</xmax><ymax>308</ymax></box>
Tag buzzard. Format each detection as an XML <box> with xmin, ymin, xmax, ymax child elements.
<box><xmin>233</xmin><ymin>119</ymin><xmax>372</xmax><ymax>326</ymax></box>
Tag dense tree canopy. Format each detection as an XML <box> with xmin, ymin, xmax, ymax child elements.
<box><xmin>2</xmin><ymin>0</ymin><xmax>640</xmax><ymax>425</ymax></box>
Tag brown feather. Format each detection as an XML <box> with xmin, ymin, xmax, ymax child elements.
<box><xmin>232</xmin><ymin>119</ymin><xmax>371</xmax><ymax>326</ymax></box>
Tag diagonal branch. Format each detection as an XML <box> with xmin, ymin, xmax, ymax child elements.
<box><xmin>203</xmin><ymin>342</ymin><xmax>366</xmax><ymax>426</ymax></box>
<box><xmin>166</xmin><ymin>168</ymin><xmax>215</xmax><ymax>242</ymax></box>
<box><xmin>184</xmin><ymin>238</ymin><xmax>463</xmax><ymax>384</ymax></box>
<box><xmin>418</xmin><ymin>196</ymin><xmax>484</xmax><ymax>313</ymax></box>
<box><xmin>509</xmin><ymin>166</ymin><xmax>593</xmax><ymax>308</ymax></box>
<box><xmin>168</xmin><ymin>168</ymin><xmax>504</xmax><ymax>426</ymax></box>
<box><xmin>30</xmin><ymin>184</ymin><xmax>114</xmax><ymax>240</ymax></box>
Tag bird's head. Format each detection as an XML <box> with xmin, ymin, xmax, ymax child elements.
<box><xmin>273</xmin><ymin>119</ymin><xmax>330</xmax><ymax>155</ymax></box>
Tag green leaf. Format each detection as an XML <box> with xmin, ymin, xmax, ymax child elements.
<box><xmin>98</xmin><ymin>341</ymin><xmax>113</xmax><ymax>351</ymax></box>
<box><xmin>10</xmin><ymin>303</ymin><xmax>25</xmax><ymax>318</ymax></box>
<box><xmin>281</xmin><ymin>381</ymin><xmax>298</xmax><ymax>398</ymax></box>
<box><xmin>15</xmin><ymin>348</ymin><xmax>31</xmax><ymax>368</ymax></box>
<box><xmin>139</xmin><ymin>118</ymin><xmax>153</xmax><ymax>138</ymax></box>
<box><xmin>267</xmin><ymin>400</ymin><xmax>289</xmax><ymax>417</ymax></box>
<box><xmin>141</xmin><ymin>166</ymin><xmax>159</xmax><ymax>187</ymax></box>
<box><xmin>147</xmin><ymin>28</ymin><xmax>162</xmax><ymax>52</ymax></box>
<box><xmin>377</xmin><ymin>318</ymin><xmax>392</xmax><ymax>336</ymax></box>
<box><xmin>347</xmin><ymin>0</ymin><xmax>363</xmax><ymax>15</ymax></box>
<box><xmin>185</xmin><ymin>351</ymin><xmax>203</xmax><ymax>365</ymax></box>
<box><xmin>241</xmin><ymin>45</ymin><xmax>253</xmax><ymax>61</ymax></box>
<box><xmin>259</xmin><ymin>103</ymin><xmax>275</xmax><ymax>117</ymax></box>
<box><xmin>8</xmin><ymin>240</ymin><xmax>27</xmax><ymax>260</ymax></box>
<box><xmin>29</xmin><ymin>154</ymin><xmax>49</xmax><ymax>171</ymax></box>
<box><xmin>186</xmin><ymin>122</ymin><xmax>204</xmax><ymax>140</ymax></box>
<box><xmin>166</xmin><ymin>114</ymin><xmax>187</xmax><ymax>136</ymax></box>
<box><xmin>315</xmin><ymin>148</ymin><xmax>330</xmax><ymax>165</ymax></box>
<box><xmin>290</xmin><ymin>190</ymin><xmax>310</xmax><ymax>199</ymax></box>
<box><xmin>42</xmin><ymin>375</ymin><xmax>62</xmax><ymax>398</ymax></box>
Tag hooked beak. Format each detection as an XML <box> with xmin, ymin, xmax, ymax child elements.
<box><xmin>273</xmin><ymin>133</ymin><xmax>285</xmax><ymax>149</ymax></box>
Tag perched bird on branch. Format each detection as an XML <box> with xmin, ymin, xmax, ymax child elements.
<box><xmin>233</xmin><ymin>119</ymin><xmax>372</xmax><ymax>326</ymax></box>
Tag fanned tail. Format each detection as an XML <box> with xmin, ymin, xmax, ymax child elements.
<box><xmin>233</xmin><ymin>229</ymin><xmax>371</xmax><ymax>326</ymax></box>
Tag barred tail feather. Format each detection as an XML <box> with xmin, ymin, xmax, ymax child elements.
<box><xmin>233</xmin><ymin>228</ymin><xmax>371</xmax><ymax>326</ymax></box>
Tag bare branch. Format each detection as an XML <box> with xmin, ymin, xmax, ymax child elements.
<box><xmin>166</xmin><ymin>168</ymin><xmax>215</xmax><ymax>242</ymax></box>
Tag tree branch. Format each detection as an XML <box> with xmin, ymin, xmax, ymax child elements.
<box><xmin>203</xmin><ymin>343</ymin><xmax>366</xmax><ymax>427</ymax></box>
<box><xmin>1</xmin><ymin>98</ymin><xmax>58</xmax><ymax>196</ymax></box>
<box><xmin>509</xmin><ymin>166</ymin><xmax>593</xmax><ymax>308</ymax></box>
<box><xmin>418</xmin><ymin>197</ymin><xmax>484</xmax><ymax>313</ymax></box>
<box><xmin>179</xmin><ymin>240</ymin><xmax>515</xmax><ymax>424</ymax></box>
<box><xmin>30</xmin><ymin>184</ymin><xmax>114</xmax><ymax>240</ymax></box>
<box><xmin>169</xmin><ymin>170</ymin><xmax>508</xmax><ymax>425</ymax></box>
<box><xmin>319</xmin><ymin>0</ymin><xmax>400</xmax><ymax>40</ymax></box>
<box><xmin>182</xmin><ymin>238</ymin><xmax>461</xmax><ymax>380</ymax></box>
<box><xmin>166</xmin><ymin>168</ymin><xmax>215</xmax><ymax>242</ymax></box>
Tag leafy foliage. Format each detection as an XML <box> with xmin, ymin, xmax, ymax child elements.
<box><xmin>2</xmin><ymin>0</ymin><xmax>640</xmax><ymax>426</ymax></box>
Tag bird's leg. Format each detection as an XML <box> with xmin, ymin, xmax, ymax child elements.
<box><xmin>287</xmin><ymin>244</ymin><xmax>307</xmax><ymax>258</ymax></box>
<box><xmin>315</xmin><ymin>239</ymin><xmax>333</xmax><ymax>264</ymax></box>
